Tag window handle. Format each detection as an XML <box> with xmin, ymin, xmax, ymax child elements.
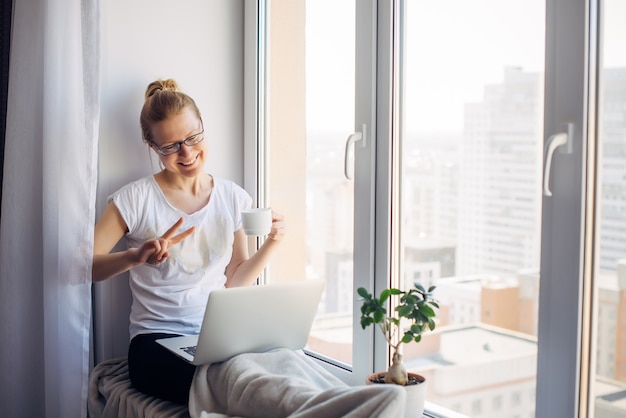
<box><xmin>543</xmin><ymin>123</ymin><xmax>573</xmax><ymax>197</ymax></box>
<box><xmin>344</xmin><ymin>124</ymin><xmax>366</xmax><ymax>180</ymax></box>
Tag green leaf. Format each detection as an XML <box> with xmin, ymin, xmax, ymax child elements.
<box><xmin>415</xmin><ymin>283</ymin><xmax>426</xmax><ymax>293</ymax></box>
<box><xmin>410</xmin><ymin>324</ymin><xmax>422</xmax><ymax>334</ymax></box>
<box><xmin>428</xmin><ymin>285</ymin><xmax>436</xmax><ymax>292</ymax></box>
<box><xmin>417</xmin><ymin>315</ymin><xmax>427</xmax><ymax>323</ymax></box>
<box><xmin>404</xmin><ymin>294</ymin><xmax>418</xmax><ymax>305</ymax></box>
<box><xmin>360</xmin><ymin>317</ymin><xmax>372</xmax><ymax>329</ymax></box>
<box><xmin>396</xmin><ymin>305</ymin><xmax>413</xmax><ymax>318</ymax></box>
<box><xmin>379</xmin><ymin>289</ymin><xmax>391</xmax><ymax>303</ymax></box>
<box><xmin>357</xmin><ymin>287</ymin><xmax>370</xmax><ymax>299</ymax></box>
<box><xmin>373</xmin><ymin>310</ymin><xmax>384</xmax><ymax>323</ymax></box>
<box><xmin>420</xmin><ymin>304</ymin><xmax>436</xmax><ymax>317</ymax></box>
<box><xmin>401</xmin><ymin>333</ymin><xmax>413</xmax><ymax>344</ymax></box>
<box><xmin>428</xmin><ymin>318</ymin><xmax>436</xmax><ymax>331</ymax></box>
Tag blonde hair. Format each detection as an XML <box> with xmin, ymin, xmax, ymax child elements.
<box><xmin>139</xmin><ymin>78</ymin><xmax>202</xmax><ymax>144</ymax></box>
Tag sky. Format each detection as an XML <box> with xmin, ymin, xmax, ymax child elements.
<box><xmin>305</xmin><ymin>0</ymin><xmax>625</xmax><ymax>134</ymax></box>
<box><xmin>604</xmin><ymin>0</ymin><xmax>626</xmax><ymax>68</ymax></box>
<box><xmin>404</xmin><ymin>0</ymin><xmax>544</xmax><ymax>133</ymax></box>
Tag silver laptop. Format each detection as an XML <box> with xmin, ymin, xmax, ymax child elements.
<box><xmin>156</xmin><ymin>279</ymin><xmax>325</xmax><ymax>365</ymax></box>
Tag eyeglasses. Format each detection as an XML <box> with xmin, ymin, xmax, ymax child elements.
<box><xmin>151</xmin><ymin>130</ymin><xmax>205</xmax><ymax>156</ymax></box>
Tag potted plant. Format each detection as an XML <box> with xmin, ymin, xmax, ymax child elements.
<box><xmin>357</xmin><ymin>283</ymin><xmax>438</xmax><ymax>417</ymax></box>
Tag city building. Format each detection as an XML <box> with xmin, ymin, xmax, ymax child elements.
<box><xmin>457</xmin><ymin>67</ymin><xmax>543</xmax><ymax>278</ymax></box>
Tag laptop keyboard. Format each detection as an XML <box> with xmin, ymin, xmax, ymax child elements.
<box><xmin>182</xmin><ymin>346</ymin><xmax>197</xmax><ymax>356</ymax></box>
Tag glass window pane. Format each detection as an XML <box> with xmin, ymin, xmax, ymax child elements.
<box><xmin>304</xmin><ymin>0</ymin><xmax>355</xmax><ymax>366</ymax></box>
<box><xmin>399</xmin><ymin>1</ymin><xmax>545</xmax><ymax>416</ymax></box>
<box><xmin>266</xmin><ymin>0</ymin><xmax>356</xmax><ymax>367</ymax></box>
<box><xmin>593</xmin><ymin>1</ymin><xmax>626</xmax><ymax>416</ymax></box>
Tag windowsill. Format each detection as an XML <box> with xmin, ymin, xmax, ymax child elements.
<box><xmin>424</xmin><ymin>402</ymin><xmax>471</xmax><ymax>418</ymax></box>
<box><xmin>305</xmin><ymin>351</ymin><xmax>470</xmax><ymax>418</ymax></box>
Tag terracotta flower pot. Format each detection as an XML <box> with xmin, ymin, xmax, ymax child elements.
<box><xmin>366</xmin><ymin>371</ymin><xmax>427</xmax><ymax>418</ymax></box>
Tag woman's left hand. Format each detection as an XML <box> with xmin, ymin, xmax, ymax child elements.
<box><xmin>267</xmin><ymin>210</ymin><xmax>286</xmax><ymax>242</ymax></box>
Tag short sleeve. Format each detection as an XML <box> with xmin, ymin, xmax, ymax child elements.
<box><xmin>107</xmin><ymin>180</ymin><xmax>147</xmax><ymax>235</ymax></box>
<box><xmin>231</xmin><ymin>182</ymin><xmax>252</xmax><ymax>231</ymax></box>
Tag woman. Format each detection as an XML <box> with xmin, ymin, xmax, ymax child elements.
<box><xmin>92</xmin><ymin>78</ymin><xmax>285</xmax><ymax>404</ymax></box>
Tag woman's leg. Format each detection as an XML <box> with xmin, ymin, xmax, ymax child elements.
<box><xmin>128</xmin><ymin>333</ymin><xmax>197</xmax><ymax>405</ymax></box>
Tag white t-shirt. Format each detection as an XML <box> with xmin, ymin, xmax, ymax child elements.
<box><xmin>109</xmin><ymin>175</ymin><xmax>252</xmax><ymax>339</ymax></box>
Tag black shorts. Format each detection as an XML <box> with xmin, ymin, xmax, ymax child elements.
<box><xmin>128</xmin><ymin>333</ymin><xmax>197</xmax><ymax>405</ymax></box>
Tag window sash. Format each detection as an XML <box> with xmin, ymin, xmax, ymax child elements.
<box><xmin>247</xmin><ymin>0</ymin><xmax>598</xmax><ymax>415</ymax></box>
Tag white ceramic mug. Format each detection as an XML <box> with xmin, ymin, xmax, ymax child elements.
<box><xmin>241</xmin><ymin>208</ymin><xmax>272</xmax><ymax>236</ymax></box>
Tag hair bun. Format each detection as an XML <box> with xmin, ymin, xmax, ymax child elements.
<box><xmin>145</xmin><ymin>78</ymin><xmax>180</xmax><ymax>100</ymax></box>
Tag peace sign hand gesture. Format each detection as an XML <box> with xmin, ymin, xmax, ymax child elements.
<box><xmin>135</xmin><ymin>217</ymin><xmax>195</xmax><ymax>266</ymax></box>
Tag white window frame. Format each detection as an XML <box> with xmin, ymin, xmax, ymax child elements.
<box><xmin>537</xmin><ymin>0</ymin><xmax>598</xmax><ymax>416</ymax></box>
<box><xmin>244</xmin><ymin>0</ymin><xmax>600</xmax><ymax>416</ymax></box>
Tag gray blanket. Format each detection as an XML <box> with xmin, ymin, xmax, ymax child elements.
<box><xmin>189</xmin><ymin>349</ymin><xmax>406</xmax><ymax>418</ymax></box>
<box><xmin>89</xmin><ymin>350</ymin><xmax>406</xmax><ymax>418</ymax></box>
<box><xmin>88</xmin><ymin>357</ymin><xmax>189</xmax><ymax>418</ymax></box>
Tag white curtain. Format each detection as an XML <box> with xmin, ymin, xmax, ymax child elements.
<box><xmin>0</xmin><ymin>0</ymin><xmax>100</xmax><ymax>416</ymax></box>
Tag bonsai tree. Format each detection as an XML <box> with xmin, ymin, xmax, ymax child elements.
<box><xmin>357</xmin><ymin>283</ymin><xmax>438</xmax><ymax>385</ymax></box>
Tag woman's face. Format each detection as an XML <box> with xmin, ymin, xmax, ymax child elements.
<box><xmin>150</xmin><ymin>109</ymin><xmax>206</xmax><ymax>177</ymax></box>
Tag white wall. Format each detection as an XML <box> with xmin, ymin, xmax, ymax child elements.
<box><xmin>94</xmin><ymin>0</ymin><xmax>245</xmax><ymax>361</ymax></box>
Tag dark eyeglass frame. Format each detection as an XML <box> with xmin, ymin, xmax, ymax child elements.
<box><xmin>151</xmin><ymin>129</ymin><xmax>205</xmax><ymax>156</ymax></box>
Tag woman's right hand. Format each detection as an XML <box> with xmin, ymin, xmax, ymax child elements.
<box><xmin>135</xmin><ymin>217</ymin><xmax>195</xmax><ymax>265</ymax></box>
<box><xmin>93</xmin><ymin>204</ymin><xmax>196</xmax><ymax>282</ymax></box>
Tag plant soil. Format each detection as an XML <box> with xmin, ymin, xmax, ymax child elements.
<box><xmin>369</xmin><ymin>374</ymin><xmax>423</xmax><ymax>386</ymax></box>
